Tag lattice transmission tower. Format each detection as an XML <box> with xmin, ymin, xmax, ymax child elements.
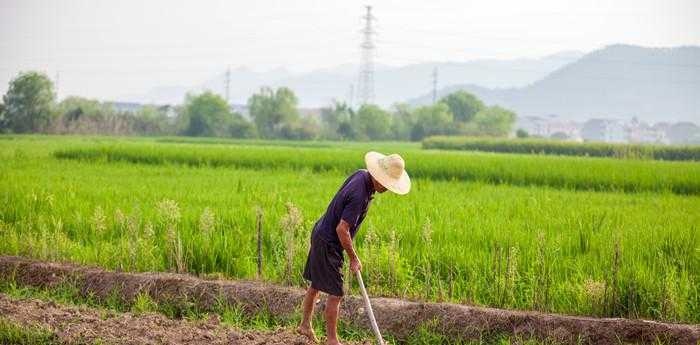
<box><xmin>357</xmin><ymin>5</ymin><xmax>376</xmax><ymax>105</ymax></box>
<box><xmin>225</xmin><ymin>66</ymin><xmax>231</xmax><ymax>104</ymax></box>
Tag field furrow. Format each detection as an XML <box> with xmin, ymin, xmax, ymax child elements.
<box><xmin>0</xmin><ymin>292</ymin><xmax>345</xmax><ymax>345</ymax></box>
<box><xmin>1</xmin><ymin>256</ymin><xmax>698</xmax><ymax>345</ymax></box>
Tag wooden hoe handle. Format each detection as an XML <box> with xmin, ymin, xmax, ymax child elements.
<box><xmin>355</xmin><ymin>270</ymin><xmax>385</xmax><ymax>345</ymax></box>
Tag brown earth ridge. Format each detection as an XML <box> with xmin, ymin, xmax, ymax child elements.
<box><xmin>0</xmin><ymin>293</ymin><xmax>369</xmax><ymax>345</ymax></box>
<box><xmin>0</xmin><ymin>256</ymin><xmax>697</xmax><ymax>345</ymax></box>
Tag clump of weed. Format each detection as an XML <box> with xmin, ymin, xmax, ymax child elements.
<box><xmin>199</xmin><ymin>207</ymin><xmax>216</xmax><ymax>235</ymax></box>
<box><xmin>131</xmin><ymin>292</ymin><xmax>158</xmax><ymax>315</ymax></box>
<box><xmin>157</xmin><ymin>199</ymin><xmax>185</xmax><ymax>273</ymax></box>
<box><xmin>582</xmin><ymin>279</ymin><xmax>606</xmax><ymax>315</ymax></box>
<box><xmin>280</xmin><ymin>202</ymin><xmax>303</xmax><ymax>284</ymax></box>
<box><xmin>92</xmin><ymin>206</ymin><xmax>107</xmax><ymax>234</ymax></box>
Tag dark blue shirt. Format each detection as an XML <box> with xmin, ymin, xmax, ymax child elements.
<box><xmin>312</xmin><ymin>169</ymin><xmax>375</xmax><ymax>252</ymax></box>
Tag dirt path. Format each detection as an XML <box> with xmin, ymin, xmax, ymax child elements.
<box><xmin>1</xmin><ymin>256</ymin><xmax>698</xmax><ymax>345</ymax></box>
<box><xmin>0</xmin><ymin>293</ymin><xmax>368</xmax><ymax>345</ymax></box>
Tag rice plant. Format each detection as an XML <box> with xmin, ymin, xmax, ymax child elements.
<box><xmin>423</xmin><ymin>135</ymin><xmax>700</xmax><ymax>161</ymax></box>
<box><xmin>0</xmin><ymin>135</ymin><xmax>698</xmax><ymax>323</ymax></box>
<box><xmin>52</xmin><ymin>141</ymin><xmax>700</xmax><ymax>194</ymax></box>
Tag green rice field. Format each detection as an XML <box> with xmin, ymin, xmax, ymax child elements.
<box><xmin>423</xmin><ymin>136</ymin><xmax>700</xmax><ymax>161</ymax></box>
<box><xmin>0</xmin><ymin>135</ymin><xmax>698</xmax><ymax>323</ymax></box>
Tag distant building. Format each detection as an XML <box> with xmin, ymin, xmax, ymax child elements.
<box><xmin>107</xmin><ymin>102</ymin><xmax>144</xmax><ymax>114</ymax></box>
<box><xmin>652</xmin><ymin>122</ymin><xmax>671</xmax><ymax>134</ymax></box>
<box><xmin>624</xmin><ymin>118</ymin><xmax>667</xmax><ymax>144</ymax></box>
<box><xmin>515</xmin><ymin>116</ymin><xmax>550</xmax><ymax>137</ymax></box>
<box><xmin>518</xmin><ymin>116</ymin><xmax>696</xmax><ymax>145</ymax></box>
<box><xmin>581</xmin><ymin>119</ymin><xmax>625</xmax><ymax>143</ymax></box>
<box><xmin>546</xmin><ymin>120</ymin><xmax>581</xmax><ymax>141</ymax></box>
<box><xmin>105</xmin><ymin>101</ymin><xmax>180</xmax><ymax>120</ymax></box>
<box><xmin>666</xmin><ymin>122</ymin><xmax>700</xmax><ymax>145</ymax></box>
<box><xmin>515</xmin><ymin>115</ymin><xmax>580</xmax><ymax>140</ymax></box>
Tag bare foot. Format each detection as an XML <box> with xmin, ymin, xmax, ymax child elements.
<box><xmin>296</xmin><ymin>325</ymin><xmax>319</xmax><ymax>343</ymax></box>
<box><xmin>324</xmin><ymin>339</ymin><xmax>342</xmax><ymax>345</ymax></box>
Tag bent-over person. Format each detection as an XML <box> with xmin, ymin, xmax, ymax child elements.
<box><xmin>297</xmin><ymin>151</ymin><xmax>411</xmax><ymax>345</ymax></box>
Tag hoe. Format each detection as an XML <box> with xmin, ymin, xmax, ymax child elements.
<box><xmin>356</xmin><ymin>271</ymin><xmax>385</xmax><ymax>345</ymax></box>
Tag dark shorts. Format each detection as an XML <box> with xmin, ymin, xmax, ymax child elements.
<box><xmin>302</xmin><ymin>234</ymin><xmax>345</xmax><ymax>297</ymax></box>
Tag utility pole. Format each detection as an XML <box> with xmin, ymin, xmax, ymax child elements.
<box><xmin>348</xmin><ymin>83</ymin><xmax>354</xmax><ymax>108</ymax></box>
<box><xmin>432</xmin><ymin>67</ymin><xmax>438</xmax><ymax>104</ymax></box>
<box><xmin>225</xmin><ymin>66</ymin><xmax>231</xmax><ymax>104</ymax></box>
<box><xmin>55</xmin><ymin>70</ymin><xmax>60</xmax><ymax>100</ymax></box>
<box><xmin>357</xmin><ymin>5</ymin><xmax>376</xmax><ymax>105</ymax></box>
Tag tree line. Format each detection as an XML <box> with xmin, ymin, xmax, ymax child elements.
<box><xmin>0</xmin><ymin>71</ymin><xmax>516</xmax><ymax>141</ymax></box>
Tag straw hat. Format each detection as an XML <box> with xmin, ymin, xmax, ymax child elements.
<box><xmin>364</xmin><ymin>151</ymin><xmax>411</xmax><ymax>195</ymax></box>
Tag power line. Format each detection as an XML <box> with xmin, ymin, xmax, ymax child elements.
<box><xmin>432</xmin><ymin>67</ymin><xmax>438</xmax><ymax>104</ymax></box>
<box><xmin>357</xmin><ymin>5</ymin><xmax>376</xmax><ymax>105</ymax></box>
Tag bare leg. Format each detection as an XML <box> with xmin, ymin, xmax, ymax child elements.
<box><xmin>298</xmin><ymin>286</ymin><xmax>319</xmax><ymax>343</ymax></box>
<box><xmin>324</xmin><ymin>295</ymin><xmax>343</xmax><ymax>345</ymax></box>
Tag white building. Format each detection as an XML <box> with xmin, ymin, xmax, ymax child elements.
<box><xmin>515</xmin><ymin>115</ymin><xmax>581</xmax><ymax>140</ymax></box>
<box><xmin>625</xmin><ymin>118</ymin><xmax>667</xmax><ymax>144</ymax></box>
<box><xmin>581</xmin><ymin>119</ymin><xmax>626</xmax><ymax>143</ymax></box>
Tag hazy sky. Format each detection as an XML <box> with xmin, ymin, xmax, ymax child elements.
<box><xmin>1</xmin><ymin>0</ymin><xmax>699</xmax><ymax>100</ymax></box>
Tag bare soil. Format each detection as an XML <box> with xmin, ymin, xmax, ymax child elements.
<box><xmin>0</xmin><ymin>293</ymin><xmax>367</xmax><ymax>345</ymax></box>
<box><xmin>1</xmin><ymin>256</ymin><xmax>698</xmax><ymax>345</ymax></box>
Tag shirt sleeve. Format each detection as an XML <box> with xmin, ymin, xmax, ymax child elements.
<box><xmin>340</xmin><ymin>190</ymin><xmax>365</xmax><ymax>228</ymax></box>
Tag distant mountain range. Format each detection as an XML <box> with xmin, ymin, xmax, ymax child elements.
<box><xmin>121</xmin><ymin>51</ymin><xmax>583</xmax><ymax>107</ymax></box>
<box><xmin>410</xmin><ymin>45</ymin><xmax>700</xmax><ymax>123</ymax></box>
<box><xmin>122</xmin><ymin>44</ymin><xmax>699</xmax><ymax>124</ymax></box>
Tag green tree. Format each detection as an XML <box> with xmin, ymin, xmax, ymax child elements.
<box><xmin>2</xmin><ymin>71</ymin><xmax>56</xmax><ymax>133</ymax></box>
<box><xmin>53</xmin><ymin>96</ymin><xmax>117</xmax><ymax>134</ymax></box>
<box><xmin>132</xmin><ymin>105</ymin><xmax>175</xmax><ymax>135</ymax></box>
<box><xmin>411</xmin><ymin>103</ymin><xmax>453</xmax><ymax>141</ymax></box>
<box><xmin>337</xmin><ymin>121</ymin><xmax>357</xmax><ymax>140</ymax></box>
<box><xmin>58</xmin><ymin>96</ymin><xmax>111</xmax><ymax>121</ymax></box>
<box><xmin>280</xmin><ymin>116</ymin><xmax>319</xmax><ymax>140</ymax></box>
<box><xmin>247</xmin><ymin>87</ymin><xmax>299</xmax><ymax>138</ymax></box>
<box><xmin>440</xmin><ymin>90</ymin><xmax>485</xmax><ymax>123</ymax></box>
<box><xmin>228</xmin><ymin>112</ymin><xmax>257</xmax><ymax>138</ymax></box>
<box><xmin>0</xmin><ymin>102</ymin><xmax>6</xmax><ymax>132</ymax></box>
<box><xmin>516</xmin><ymin>128</ymin><xmax>529</xmax><ymax>138</ymax></box>
<box><xmin>390</xmin><ymin>103</ymin><xmax>417</xmax><ymax>141</ymax></box>
<box><xmin>473</xmin><ymin>106</ymin><xmax>516</xmax><ymax>137</ymax></box>
<box><xmin>354</xmin><ymin>104</ymin><xmax>392</xmax><ymax>140</ymax></box>
<box><xmin>320</xmin><ymin>101</ymin><xmax>354</xmax><ymax>139</ymax></box>
<box><xmin>181</xmin><ymin>91</ymin><xmax>235</xmax><ymax>137</ymax></box>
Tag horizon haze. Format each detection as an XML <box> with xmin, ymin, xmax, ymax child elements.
<box><xmin>2</xmin><ymin>0</ymin><xmax>699</xmax><ymax>105</ymax></box>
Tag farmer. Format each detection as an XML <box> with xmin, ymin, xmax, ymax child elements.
<box><xmin>297</xmin><ymin>151</ymin><xmax>411</xmax><ymax>345</ymax></box>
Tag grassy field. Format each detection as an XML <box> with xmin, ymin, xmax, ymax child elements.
<box><xmin>423</xmin><ymin>136</ymin><xmax>700</xmax><ymax>161</ymax></box>
<box><xmin>0</xmin><ymin>135</ymin><xmax>698</xmax><ymax>324</ymax></box>
<box><xmin>52</xmin><ymin>140</ymin><xmax>700</xmax><ymax>194</ymax></box>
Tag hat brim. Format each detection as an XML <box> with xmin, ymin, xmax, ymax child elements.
<box><xmin>364</xmin><ymin>151</ymin><xmax>411</xmax><ymax>195</ymax></box>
